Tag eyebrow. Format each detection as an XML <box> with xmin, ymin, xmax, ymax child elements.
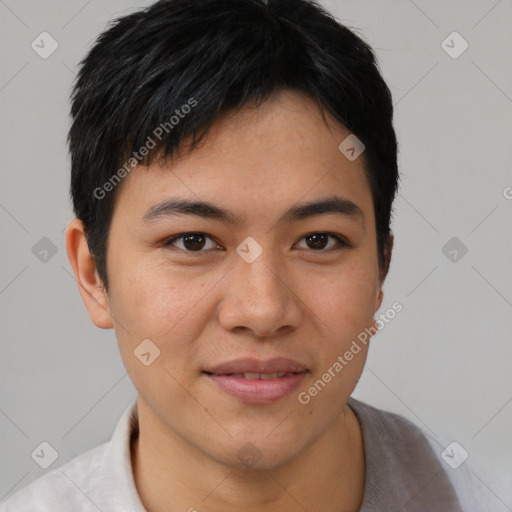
<box><xmin>141</xmin><ymin>195</ymin><xmax>364</xmax><ymax>225</ymax></box>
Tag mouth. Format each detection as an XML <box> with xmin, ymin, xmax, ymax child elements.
<box><xmin>202</xmin><ymin>358</ymin><xmax>309</xmax><ymax>404</ymax></box>
<box><xmin>203</xmin><ymin>371</ymin><xmax>304</xmax><ymax>379</ymax></box>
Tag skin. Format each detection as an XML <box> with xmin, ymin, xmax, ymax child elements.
<box><xmin>66</xmin><ymin>89</ymin><xmax>392</xmax><ymax>512</ymax></box>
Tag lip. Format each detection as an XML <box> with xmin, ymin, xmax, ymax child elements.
<box><xmin>203</xmin><ymin>358</ymin><xmax>309</xmax><ymax>404</ymax></box>
<box><xmin>204</xmin><ymin>357</ymin><xmax>308</xmax><ymax>375</ymax></box>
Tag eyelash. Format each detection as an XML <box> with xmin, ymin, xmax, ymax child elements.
<box><xmin>163</xmin><ymin>232</ymin><xmax>350</xmax><ymax>254</ymax></box>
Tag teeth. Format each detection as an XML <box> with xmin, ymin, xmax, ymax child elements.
<box><xmin>243</xmin><ymin>372</ymin><xmax>261</xmax><ymax>379</ymax></box>
<box><xmin>260</xmin><ymin>373</ymin><xmax>279</xmax><ymax>379</ymax></box>
<box><xmin>242</xmin><ymin>372</ymin><xmax>288</xmax><ymax>379</ymax></box>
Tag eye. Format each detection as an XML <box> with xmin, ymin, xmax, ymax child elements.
<box><xmin>164</xmin><ymin>232</ymin><xmax>221</xmax><ymax>253</ymax></box>
<box><xmin>163</xmin><ymin>231</ymin><xmax>350</xmax><ymax>254</ymax></box>
<box><xmin>296</xmin><ymin>232</ymin><xmax>349</xmax><ymax>252</ymax></box>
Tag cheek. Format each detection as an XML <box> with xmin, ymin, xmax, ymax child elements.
<box><xmin>109</xmin><ymin>262</ymin><xmax>218</xmax><ymax>357</ymax></box>
<box><xmin>300</xmin><ymin>264</ymin><xmax>378</xmax><ymax>339</ymax></box>
<box><xmin>295</xmin><ymin>269</ymin><xmax>376</xmax><ymax>410</ymax></box>
<box><xmin>108</xmin><ymin>266</ymin><xmax>211</xmax><ymax>401</ymax></box>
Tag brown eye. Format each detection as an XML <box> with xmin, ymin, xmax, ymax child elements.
<box><xmin>181</xmin><ymin>234</ymin><xmax>206</xmax><ymax>251</ymax></box>
<box><xmin>296</xmin><ymin>233</ymin><xmax>348</xmax><ymax>251</ymax></box>
<box><xmin>306</xmin><ymin>233</ymin><xmax>329</xmax><ymax>250</ymax></box>
<box><xmin>164</xmin><ymin>233</ymin><xmax>218</xmax><ymax>252</ymax></box>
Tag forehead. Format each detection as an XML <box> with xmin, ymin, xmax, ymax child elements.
<box><xmin>112</xmin><ymin>90</ymin><xmax>373</xmax><ymax>224</ymax></box>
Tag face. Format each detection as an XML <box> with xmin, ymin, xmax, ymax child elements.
<box><xmin>77</xmin><ymin>90</ymin><xmax>387</xmax><ymax>470</ymax></box>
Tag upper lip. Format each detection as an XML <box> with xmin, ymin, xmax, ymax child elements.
<box><xmin>204</xmin><ymin>358</ymin><xmax>308</xmax><ymax>375</ymax></box>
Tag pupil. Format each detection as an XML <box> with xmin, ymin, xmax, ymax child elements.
<box><xmin>184</xmin><ymin>234</ymin><xmax>205</xmax><ymax>251</ymax></box>
<box><xmin>307</xmin><ymin>233</ymin><xmax>328</xmax><ymax>250</ymax></box>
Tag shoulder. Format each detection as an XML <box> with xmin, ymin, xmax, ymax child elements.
<box><xmin>348</xmin><ymin>397</ymin><xmax>435</xmax><ymax>451</ymax></box>
<box><xmin>349</xmin><ymin>398</ymin><xmax>492</xmax><ymax>512</ymax></box>
<box><xmin>1</xmin><ymin>401</ymin><xmax>141</xmax><ymax>512</ymax></box>
<box><xmin>0</xmin><ymin>442</ymin><xmax>108</xmax><ymax>512</ymax></box>
<box><xmin>349</xmin><ymin>397</ymin><xmax>446</xmax><ymax>482</ymax></box>
<box><xmin>349</xmin><ymin>398</ymin><xmax>462</xmax><ymax>510</ymax></box>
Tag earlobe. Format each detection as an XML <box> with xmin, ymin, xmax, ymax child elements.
<box><xmin>65</xmin><ymin>218</ymin><xmax>113</xmax><ymax>329</ymax></box>
<box><xmin>375</xmin><ymin>288</ymin><xmax>384</xmax><ymax>311</ymax></box>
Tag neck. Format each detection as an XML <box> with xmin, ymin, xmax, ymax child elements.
<box><xmin>131</xmin><ymin>399</ymin><xmax>365</xmax><ymax>512</ymax></box>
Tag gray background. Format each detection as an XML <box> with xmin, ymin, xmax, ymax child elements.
<box><xmin>1</xmin><ymin>0</ymin><xmax>511</xmax><ymax>506</ymax></box>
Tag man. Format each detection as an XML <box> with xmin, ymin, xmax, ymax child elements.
<box><xmin>1</xmin><ymin>0</ymin><xmax>480</xmax><ymax>510</ymax></box>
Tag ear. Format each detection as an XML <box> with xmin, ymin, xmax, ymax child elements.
<box><xmin>374</xmin><ymin>232</ymin><xmax>394</xmax><ymax>312</ymax></box>
<box><xmin>65</xmin><ymin>218</ymin><xmax>113</xmax><ymax>329</ymax></box>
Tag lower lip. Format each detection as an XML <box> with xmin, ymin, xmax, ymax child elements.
<box><xmin>204</xmin><ymin>372</ymin><xmax>308</xmax><ymax>404</ymax></box>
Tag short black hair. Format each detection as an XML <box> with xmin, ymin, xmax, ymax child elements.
<box><xmin>69</xmin><ymin>0</ymin><xmax>399</xmax><ymax>293</ymax></box>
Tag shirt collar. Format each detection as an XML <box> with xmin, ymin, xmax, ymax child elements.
<box><xmin>99</xmin><ymin>399</ymin><xmax>146</xmax><ymax>511</ymax></box>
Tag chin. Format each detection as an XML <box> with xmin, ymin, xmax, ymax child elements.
<box><xmin>205</xmin><ymin>435</ymin><xmax>305</xmax><ymax>472</ymax></box>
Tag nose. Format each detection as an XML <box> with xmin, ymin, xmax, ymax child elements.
<box><xmin>217</xmin><ymin>249</ymin><xmax>303</xmax><ymax>338</ymax></box>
